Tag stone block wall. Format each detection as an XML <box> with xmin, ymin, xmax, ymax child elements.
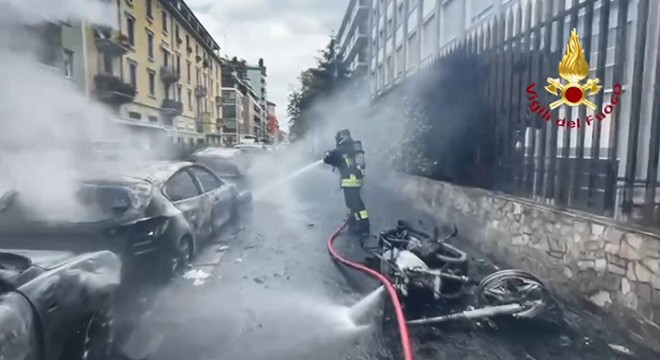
<box><xmin>391</xmin><ymin>173</ymin><xmax>660</xmax><ymax>350</ymax></box>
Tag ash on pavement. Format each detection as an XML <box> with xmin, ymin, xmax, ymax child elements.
<box><xmin>111</xmin><ymin>167</ymin><xmax>658</xmax><ymax>360</ymax></box>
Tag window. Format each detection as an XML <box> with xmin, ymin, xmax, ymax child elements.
<box><xmin>177</xmin><ymin>84</ymin><xmax>182</xmax><ymax>101</ymax></box>
<box><xmin>147</xmin><ymin>31</ymin><xmax>154</xmax><ymax>59</ymax></box>
<box><xmin>187</xmin><ymin>90</ymin><xmax>192</xmax><ymax>109</ymax></box>
<box><xmin>148</xmin><ymin>115</ymin><xmax>157</xmax><ymax>122</ymax></box>
<box><xmin>146</xmin><ymin>0</ymin><xmax>152</xmax><ymax>18</ymax></box>
<box><xmin>176</xmin><ymin>54</ymin><xmax>181</xmax><ymax>73</ymax></box>
<box><xmin>175</xmin><ymin>25</ymin><xmax>180</xmax><ymax>41</ymax></box>
<box><xmin>196</xmin><ymin>68</ymin><xmax>200</xmax><ymax>84</ymax></box>
<box><xmin>186</xmin><ymin>61</ymin><xmax>191</xmax><ymax>83</ymax></box>
<box><xmin>126</xmin><ymin>16</ymin><xmax>135</xmax><ymax>46</ymax></box>
<box><xmin>186</xmin><ymin>35</ymin><xmax>190</xmax><ymax>49</ymax></box>
<box><xmin>162</xmin><ymin>49</ymin><xmax>169</xmax><ymax>66</ymax></box>
<box><xmin>63</xmin><ymin>49</ymin><xmax>73</xmax><ymax>78</ymax></box>
<box><xmin>128</xmin><ymin>112</ymin><xmax>141</xmax><ymax>120</ymax></box>
<box><xmin>189</xmin><ymin>166</ymin><xmax>223</xmax><ymax>192</ymax></box>
<box><xmin>162</xmin><ymin>11</ymin><xmax>168</xmax><ymax>33</ymax></box>
<box><xmin>102</xmin><ymin>52</ymin><xmax>113</xmax><ymax>73</ymax></box>
<box><xmin>164</xmin><ymin>171</ymin><xmax>200</xmax><ymax>202</ymax></box>
<box><xmin>128</xmin><ymin>61</ymin><xmax>137</xmax><ymax>88</ymax></box>
<box><xmin>148</xmin><ymin>70</ymin><xmax>155</xmax><ymax>96</ymax></box>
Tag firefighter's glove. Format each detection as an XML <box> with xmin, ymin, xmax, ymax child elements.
<box><xmin>322</xmin><ymin>151</ymin><xmax>332</xmax><ymax>165</ymax></box>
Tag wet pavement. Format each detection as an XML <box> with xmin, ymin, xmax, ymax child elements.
<box><xmin>112</xmin><ymin>161</ymin><xmax>658</xmax><ymax>360</ymax></box>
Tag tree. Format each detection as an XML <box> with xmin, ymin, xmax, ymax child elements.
<box><xmin>287</xmin><ymin>36</ymin><xmax>349</xmax><ymax>140</ymax></box>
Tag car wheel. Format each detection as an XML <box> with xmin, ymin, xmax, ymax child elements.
<box><xmin>60</xmin><ymin>309</ymin><xmax>115</xmax><ymax>360</ymax></box>
<box><xmin>167</xmin><ymin>237</ymin><xmax>193</xmax><ymax>279</ymax></box>
<box><xmin>230</xmin><ymin>196</ymin><xmax>239</xmax><ymax>220</ymax></box>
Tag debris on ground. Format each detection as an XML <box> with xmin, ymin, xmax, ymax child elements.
<box><xmin>182</xmin><ymin>269</ymin><xmax>212</xmax><ymax>286</ymax></box>
<box><xmin>254</xmin><ymin>277</ymin><xmax>265</xmax><ymax>284</ymax></box>
<box><xmin>216</xmin><ymin>245</ymin><xmax>230</xmax><ymax>252</ymax></box>
<box><xmin>307</xmin><ymin>223</ymin><xmax>315</xmax><ymax>228</ymax></box>
<box><xmin>244</xmin><ymin>244</ymin><xmax>257</xmax><ymax>250</ymax></box>
<box><xmin>608</xmin><ymin>344</ymin><xmax>633</xmax><ymax>356</ymax></box>
<box><xmin>236</xmin><ymin>258</ymin><xmax>243</xmax><ymax>263</ymax></box>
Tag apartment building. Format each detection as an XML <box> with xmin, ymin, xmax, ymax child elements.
<box><xmin>245</xmin><ymin>59</ymin><xmax>267</xmax><ymax>108</ymax></box>
<box><xmin>368</xmin><ymin>0</ymin><xmax>516</xmax><ymax>97</ymax></box>
<box><xmin>266</xmin><ymin>101</ymin><xmax>279</xmax><ymax>142</ymax></box>
<box><xmin>85</xmin><ymin>0</ymin><xmax>224</xmax><ymax>146</ymax></box>
<box><xmin>337</xmin><ymin>0</ymin><xmax>371</xmax><ymax>84</ymax></box>
<box><xmin>242</xmin><ymin>88</ymin><xmax>264</xmax><ymax>138</ymax></box>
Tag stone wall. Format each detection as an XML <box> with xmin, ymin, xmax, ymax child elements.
<box><xmin>392</xmin><ymin>173</ymin><xmax>660</xmax><ymax>351</ymax></box>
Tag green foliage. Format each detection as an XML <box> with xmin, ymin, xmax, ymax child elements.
<box><xmin>287</xmin><ymin>36</ymin><xmax>350</xmax><ymax>140</ymax></box>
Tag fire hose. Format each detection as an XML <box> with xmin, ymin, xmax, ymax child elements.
<box><xmin>326</xmin><ymin>220</ymin><xmax>415</xmax><ymax>360</ymax></box>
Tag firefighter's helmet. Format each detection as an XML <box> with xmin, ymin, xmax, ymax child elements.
<box><xmin>335</xmin><ymin>129</ymin><xmax>351</xmax><ymax>144</ymax></box>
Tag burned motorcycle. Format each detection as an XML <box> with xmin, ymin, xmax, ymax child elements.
<box><xmin>372</xmin><ymin>220</ymin><xmax>550</xmax><ymax>325</ymax></box>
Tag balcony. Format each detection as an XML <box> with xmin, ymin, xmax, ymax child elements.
<box><xmin>161</xmin><ymin>99</ymin><xmax>183</xmax><ymax>116</ymax></box>
<box><xmin>194</xmin><ymin>85</ymin><xmax>207</xmax><ymax>98</ymax></box>
<box><xmin>94</xmin><ymin>74</ymin><xmax>135</xmax><ymax>105</ymax></box>
<box><xmin>160</xmin><ymin>66</ymin><xmax>180</xmax><ymax>84</ymax></box>
<box><xmin>93</xmin><ymin>25</ymin><xmax>131</xmax><ymax>56</ymax></box>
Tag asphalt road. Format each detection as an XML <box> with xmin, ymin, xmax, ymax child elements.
<box><xmin>111</xmin><ymin>160</ymin><xmax>658</xmax><ymax>360</ymax></box>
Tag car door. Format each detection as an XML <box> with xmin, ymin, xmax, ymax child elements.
<box><xmin>163</xmin><ymin>170</ymin><xmax>205</xmax><ymax>236</ymax></box>
<box><xmin>188</xmin><ymin>165</ymin><xmax>232</xmax><ymax>230</ymax></box>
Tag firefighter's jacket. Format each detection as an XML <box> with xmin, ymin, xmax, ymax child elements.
<box><xmin>323</xmin><ymin>140</ymin><xmax>365</xmax><ymax>188</ymax></box>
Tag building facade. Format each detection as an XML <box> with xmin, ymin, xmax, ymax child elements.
<box><xmin>85</xmin><ymin>0</ymin><xmax>225</xmax><ymax>146</ymax></box>
<box><xmin>245</xmin><ymin>59</ymin><xmax>267</xmax><ymax>109</ymax></box>
<box><xmin>368</xmin><ymin>0</ymin><xmax>516</xmax><ymax>97</ymax></box>
<box><xmin>242</xmin><ymin>87</ymin><xmax>264</xmax><ymax>138</ymax></box>
<box><xmin>266</xmin><ymin>101</ymin><xmax>279</xmax><ymax>142</ymax></box>
<box><xmin>337</xmin><ymin>0</ymin><xmax>371</xmax><ymax>83</ymax></box>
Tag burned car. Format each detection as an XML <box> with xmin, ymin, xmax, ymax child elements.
<box><xmin>189</xmin><ymin>147</ymin><xmax>248</xmax><ymax>177</ymax></box>
<box><xmin>0</xmin><ymin>249</ymin><xmax>120</xmax><ymax>360</ymax></box>
<box><xmin>0</xmin><ymin>161</ymin><xmax>250</xmax><ymax>281</ymax></box>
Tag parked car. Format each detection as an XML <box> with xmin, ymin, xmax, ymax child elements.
<box><xmin>0</xmin><ymin>161</ymin><xmax>248</xmax><ymax>281</ymax></box>
<box><xmin>0</xmin><ymin>248</ymin><xmax>120</xmax><ymax>360</ymax></box>
<box><xmin>190</xmin><ymin>147</ymin><xmax>247</xmax><ymax>177</ymax></box>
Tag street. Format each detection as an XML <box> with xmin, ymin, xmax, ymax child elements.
<box><xmin>110</xmin><ymin>164</ymin><xmax>657</xmax><ymax>360</ymax></box>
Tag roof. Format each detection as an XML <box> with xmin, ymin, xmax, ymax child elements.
<box><xmin>126</xmin><ymin>161</ymin><xmax>195</xmax><ymax>185</ymax></box>
<box><xmin>193</xmin><ymin>147</ymin><xmax>241</xmax><ymax>158</ymax></box>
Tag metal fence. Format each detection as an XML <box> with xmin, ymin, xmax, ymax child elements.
<box><xmin>412</xmin><ymin>0</ymin><xmax>660</xmax><ymax>229</ymax></box>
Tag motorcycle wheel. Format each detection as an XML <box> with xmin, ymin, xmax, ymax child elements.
<box><xmin>476</xmin><ymin>269</ymin><xmax>549</xmax><ymax>319</ymax></box>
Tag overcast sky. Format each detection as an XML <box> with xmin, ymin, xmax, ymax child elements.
<box><xmin>186</xmin><ymin>0</ymin><xmax>349</xmax><ymax>131</ymax></box>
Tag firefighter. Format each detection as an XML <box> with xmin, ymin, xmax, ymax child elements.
<box><xmin>323</xmin><ymin>129</ymin><xmax>370</xmax><ymax>238</ymax></box>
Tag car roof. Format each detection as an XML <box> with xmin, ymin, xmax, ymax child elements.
<box><xmin>127</xmin><ymin>161</ymin><xmax>196</xmax><ymax>184</ymax></box>
<box><xmin>193</xmin><ymin>147</ymin><xmax>241</xmax><ymax>157</ymax></box>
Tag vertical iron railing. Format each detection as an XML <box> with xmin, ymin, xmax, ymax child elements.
<box><xmin>405</xmin><ymin>0</ymin><xmax>660</xmax><ymax>229</ymax></box>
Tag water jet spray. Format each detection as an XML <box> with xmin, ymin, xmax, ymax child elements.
<box><xmin>252</xmin><ymin>160</ymin><xmax>323</xmax><ymax>200</ymax></box>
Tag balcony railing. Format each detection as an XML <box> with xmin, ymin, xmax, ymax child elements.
<box><xmin>194</xmin><ymin>85</ymin><xmax>207</xmax><ymax>98</ymax></box>
<box><xmin>161</xmin><ymin>99</ymin><xmax>183</xmax><ymax>116</ymax></box>
<box><xmin>93</xmin><ymin>25</ymin><xmax>131</xmax><ymax>56</ymax></box>
<box><xmin>94</xmin><ymin>74</ymin><xmax>135</xmax><ymax>105</ymax></box>
<box><xmin>160</xmin><ymin>66</ymin><xmax>180</xmax><ymax>84</ymax></box>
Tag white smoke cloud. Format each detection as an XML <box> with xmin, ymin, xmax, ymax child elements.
<box><xmin>0</xmin><ymin>0</ymin><xmax>153</xmax><ymax>222</ymax></box>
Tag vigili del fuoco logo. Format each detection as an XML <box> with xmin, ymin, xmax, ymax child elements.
<box><xmin>526</xmin><ymin>28</ymin><xmax>622</xmax><ymax>129</ymax></box>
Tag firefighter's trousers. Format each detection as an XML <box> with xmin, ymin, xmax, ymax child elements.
<box><xmin>342</xmin><ymin>186</ymin><xmax>370</xmax><ymax>235</ymax></box>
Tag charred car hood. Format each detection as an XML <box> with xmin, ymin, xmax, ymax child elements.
<box><xmin>1</xmin><ymin>249</ymin><xmax>77</xmax><ymax>269</ymax></box>
<box><xmin>0</xmin><ymin>177</ymin><xmax>155</xmax><ymax>232</ymax></box>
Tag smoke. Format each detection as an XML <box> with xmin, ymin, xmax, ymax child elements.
<box><xmin>0</xmin><ymin>0</ymin><xmax>116</xmax><ymax>27</ymax></box>
<box><xmin>289</xmin><ymin>53</ymin><xmax>489</xmax><ymax>184</ymax></box>
<box><xmin>0</xmin><ymin>0</ymin><xmax>154</xmax><ymax>222</ymax></box>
